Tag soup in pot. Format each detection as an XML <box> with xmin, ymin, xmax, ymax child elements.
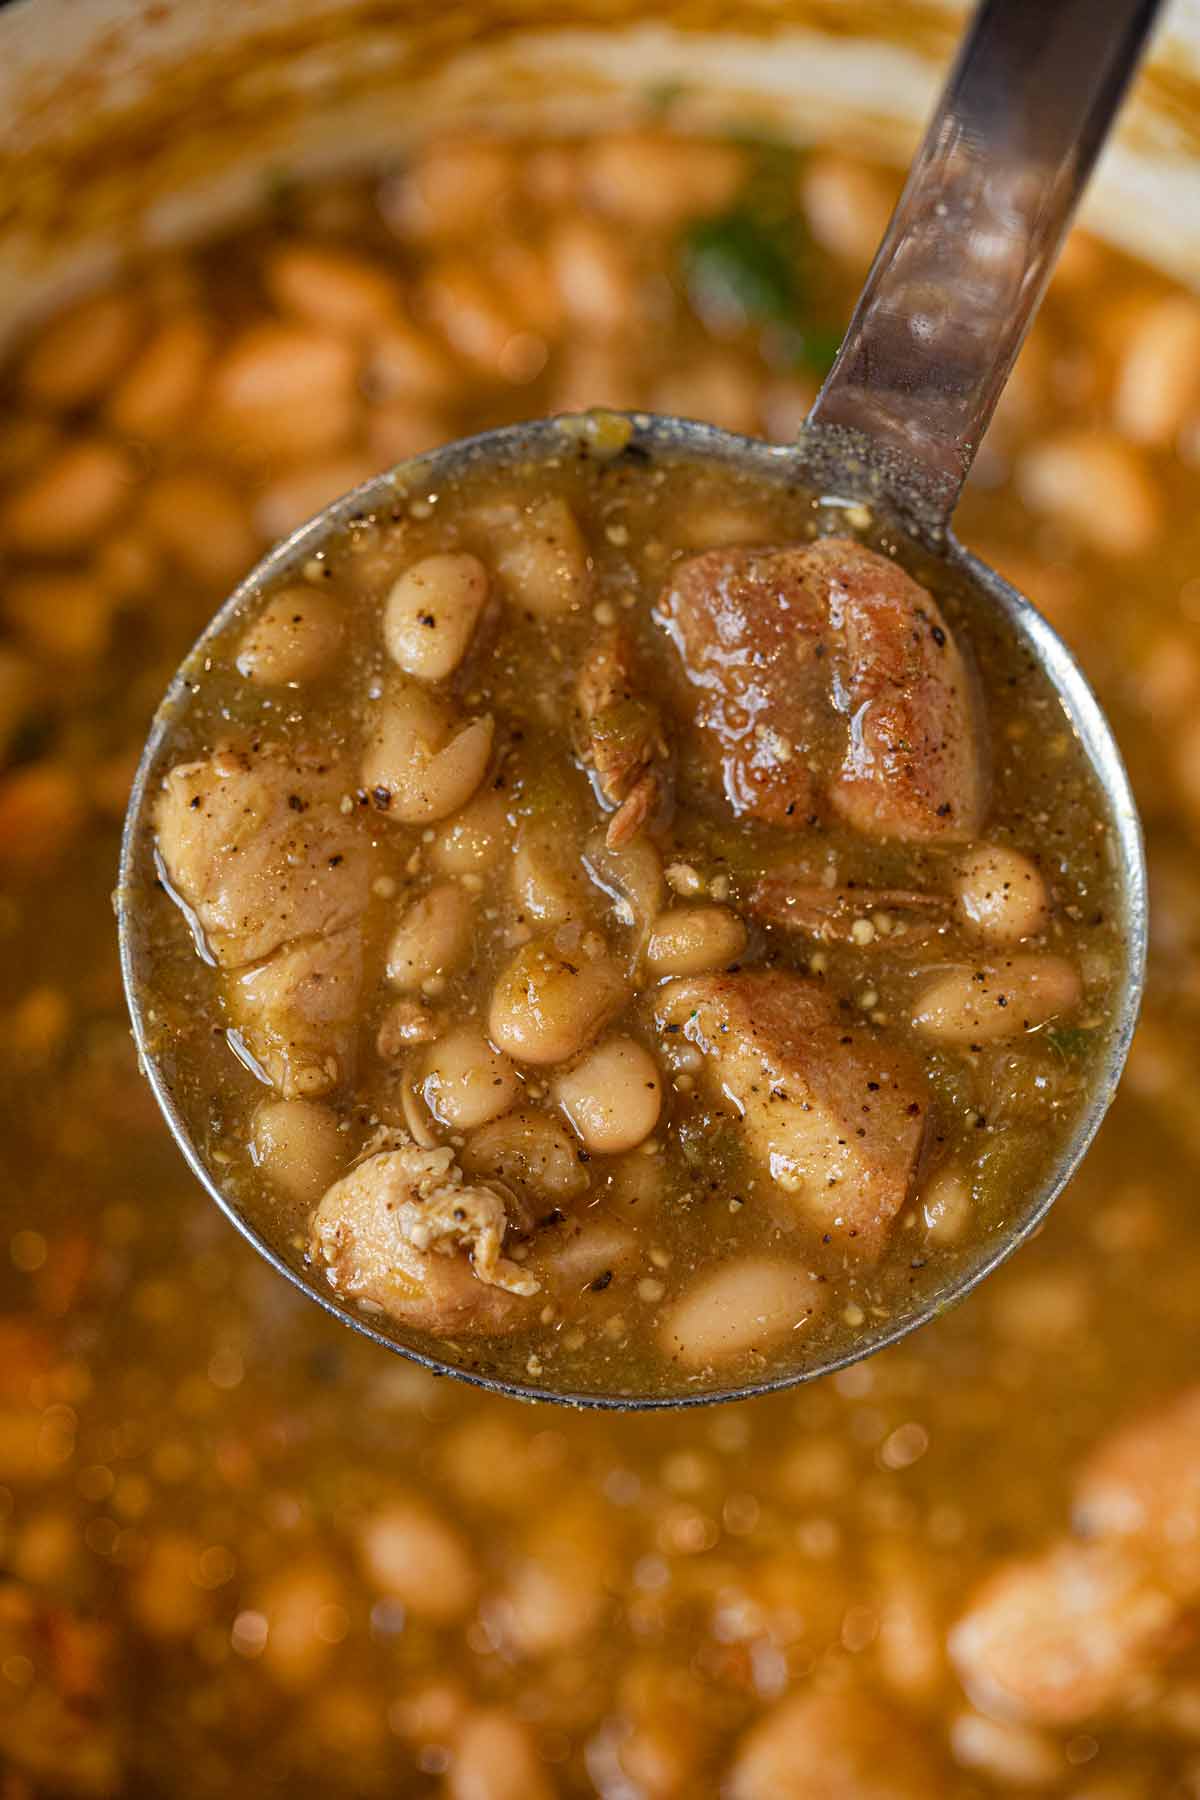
<box><xmin>0</xmin><ymin>123</ymin><xmax>1196</xmax><ymax>1794</ymax></box>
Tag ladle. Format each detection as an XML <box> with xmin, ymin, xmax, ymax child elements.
<box><xmin>118</xmin><ymin>0</ymin><xmax>1155</xmax><ymax>1407</ymax></box>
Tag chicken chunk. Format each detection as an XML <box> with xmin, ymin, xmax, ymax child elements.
<box><xmin>1074</xmin><ymin>1385</ymin><xmax>1200</xmax><ymax>1597</ymax></box>
<box><xmin>949</xmin><ymin>1542</ymin><xmax>1183</xmax><ymax>1727</ymax></box>
<box><xmin>728</xmin><ymin>1689</ymin><xmax>943</xmax><ymax>1800</ymax></box>
<box><xmin>154</xmin><ymin>741</ymin><xmax>372</xmax><ymax>968</ymax></box>
<box><xmin>655</xmin><ymin>971</ymin><xmax>925</xmax><ymax>1259</ymax></box>
<box><xmin>309</xmin><ymin>1132</ymin><xmax>537</xmax><ymax>1334</ymax></box>
<box><xmin>573</xmin><ymin>627</ymin><xmax>670</xmax><ymax>848</ymax></box>
<box><xmin>655</xmin><ymin>537</ymin><xmax>985</xmax><ymax>840</ymax></box>
<box><xmin>231</xmin><ymin>926</ymin><xmax>362</xmax><ymax>1098</ymax></box>
<box><xmin>748</xmin><ymin>874</ymin><xmax>948</xmax><ymax>946</ymax></box>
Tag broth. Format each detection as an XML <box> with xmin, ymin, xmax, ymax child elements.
<box><xmin>0</xmin><ymin>126</ymin><xmax>1194</xmax><ymax>1794</ymax></box>
<box><xmin>129</xmin><ymin>432</ymin><xmax>1121</xmax><ymax>1399</ymax></box>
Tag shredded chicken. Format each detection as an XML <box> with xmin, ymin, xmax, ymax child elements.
<box><xmin>748</xmin><ymin>876</ymin><xmax>949</xmax><ymax>946</ymax></box>
<box><xmin>310</xmin><ymin>1131</ymin><xmax>538</xmax><ymax>1334</ymax></box>
<box><xmin>573</xmin><ymin>627</ymin><xmax>670</xmax><ymax>848</ymax></box>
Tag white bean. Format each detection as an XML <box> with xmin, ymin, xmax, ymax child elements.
<box><xmin>357</xmin><ymin>1499</ymin><xmax>477</xmax><ymax>1623</ymax></box>
<box><xmin>429</xmin><ymin>786</ymin><xmax>510</xmax><ymax>876</ymax></box>
<box><xmin>386</xmin><ymin>882</ymin><xmax>476</xmax><ymax>990</ymax></box>
<box><xmin>912</xmin><ymin>954</ymin><xmax>1082</xmax><ymax>1044</ymax></box>
<box><xmin>21</xmin><ymin>290</ymin><xmax>140</xmax><ymax>408</ymax></box>
<box><xmin>646</xmin><ymin>905</ymin><xmax>747</xmax><ymax>977</ymax></box>
<box><xmin>449</xmin><ymin>1709</ymin><xmax>555</xmax><ymax>1800</ymax></box>
<box><xmin>208</xmin><ymin>323</ymin><xmax>358</xmax><ymax>461</ymax></box>
<box><xmin>265</xmin><ymin>242</ymin><xmax>401</xmax><ymax>336</ymax></box>
<box><xmin>547</xmin><ymin>218</ymin><xmax>633</xmax><ymax>334</ymax></box>
<box><xmin>1017</xmin><ymin>430</ymin><xmax>1160</xmax><ymax>556</ymax></box>
<box><xmin>236</xmin><ymin>587</ymin><xmax>344</xmax><ymax>686</ymax></box>
<box><xmin>921</xmin><ymin>1166</ymin><xmax>973</xmax><ymax>1245</ymax></box>
<box><xmin>490</xmin><ymin>496</ymin><xmax>589</xmax><ymax>618</ymax></box>
<box><xmin>489</xmin><ymin>940</ymin><xmax>629</xmax><ymax>1065</ymax></box>
<box><xmin>513</xmin><ymin>825</ymin><xmax>588</xmax><ymax>925</ymax></box>
<box><xmin>660</xmin><ymin>1259</ymin><xmax>826</xmax><ymax>1370</ymax></box>
<box><xmin>107</xmin><ymin>315</ymin><xmax>211</xmax><ymax>440</ymax></box>
<box><xmin>554</xmin><ymin>1036</ymin><xmax>662</xmax><ymax>1154</ymax></box>
<box><xmin>384</xmin><ymin>552</ymin><xmax>488</xmax><ymax>681</ymax></box>
<box><xmin>141</xmin><ymin>471</ymin><xmax>258</xmax><ymax>589</ymax></box>
<box><xmin>251</xmin><ymin>1098</ymin><xmax>346</xmax><ymax>1205</ymax></box>
<box><xmin>462</xmin><ymin>1106</ymin><xmax>588</xmax><ymax>1204</ymax></box>
<box><xmin>362</xmin><ymin>680</ymin><xmax>494</xmax><ymax>824</ymax></box>
<box><xmin>955</xmin><ymin>844</ymin><xmax>1050</xmax><ymax>944</ymax></box>
<box><xmin>421</xmin><ymin>1027</ymin><xmax>520</xmax><ymax>1131</ymax></box>
<box><xmin>1112</xmin><ymin>294</ymin><xmax>1200</xmax><ymax>445</ymax></box>
<box><xmin>1</xmin><ymin>440</ymin><xmax>135</xmax><ymax>554</ymax></box>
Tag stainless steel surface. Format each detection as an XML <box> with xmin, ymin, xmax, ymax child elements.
<box><xmin>811</xmin><ymin>0</ymin><xmax>1165</xmax><ymax>520</ymax></box>
<box><xmin>117</xmin><ymin>414</ymin><xmax>1149</xmax><ymax>1409</ymax></box>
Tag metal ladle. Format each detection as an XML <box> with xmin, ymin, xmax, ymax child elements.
<box><xmin>118</xmin><ymin>0</ymin><xmax>1155</xmax><ymax>1407</ymax></box>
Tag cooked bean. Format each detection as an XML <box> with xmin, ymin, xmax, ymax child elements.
<box><xmin>801</xmin><ymin>153</ymin><xmax>896</xmax><ymax>264</ymax></box>
<box><xmin>356</xmin><ymin>1498</ymin><xmax>477</xmax><ymax>1623</ymax></box>
<box><xmin>251</xmin><ymin>1098</ymin><xmax>347</xmax><ymax>1205</ymax></box>
<box><xmin>421</xmin><ymin>1026</ymin><xmax>520</xmax><ymax>1131</ymax></box>
<box><xmin>948</xmin><ymin>1712</ymin><xmax>1061</xmax><ymax>1788</ymax></box>
<box><xmin>513</xmin><ymin>826</ymin><xmax>589</xmax><ymax>926</ymax></box>
<box><xmin>254</xmin><ymin>1559</ymin><xmax>346</xmax><ymax>1691</ymax></box>
<box><xmin>107</xmin><ymin>315</ymin><xmax>211</xmax><ymax>440</ymax></box>
<box><xmin>383</xmin><ymin>139</ymin><xmax>516</xmax><ymax>242</ymax></box>
<box><xmin>955</xmin><ymin>844</ymin><xmax>1050</xmax><ymax>944</ymax></box>
<box><xmin>912</xmin><ymin>954</ymin><xmax>1082</xmax><ymax>1044</ymax></box>
<box><xmin>208</xmin><ymin>322</ymin><xmax>358</xmax><ymax>461</ymax></box>
<box><xmin>462</xmin><ymin>1105</ymin><xmax>588</xmax><ymax>1208</ymax></box>
<box><xmin>362</xmin><ymin>681</ymin><xmax>494</xmax><ymax>823</ymax></box>
<box><xmin>265</xmin><ymin>242</ymin><xmax>401</xmax><ymax>335</ymax></box>
<box><xmin>386</xmin><ymin>882</ymin><xmax>476</xmax><ymax>990</ymax></box>
<box><xmin>449</xmin><ymin>1708</ymin><xmax>556</xmax><ymax>1800</ymax></box>
<box><xmin>1</xmin><ymin>440</ymin><xmax>135</xmax><ymax>554</ymax></box>
<box><xmin>652</xmin><ymin>353</ymin><xmax>761</xmax><ymax>436</ymax></box>
<box><xmin>384</xmin><ymin>553</ymin><xmax>489</xmax><ymax>681</ymax></box>
<box><xmin>4</xmin><ymin>573</ymin><xmax>115</xmax><ymax>663</ymax></box>
<box><xmin>421</xmin><ymin>259</ymin><xmax>516</xmax><ymax>374</ymax></box>
<box><xmin>921</xmin><ymin>1166</ymin><xmax>973</xmax><ymax>1245</ymax></box>
<box><xmin>365</xmin><ymin>402</ymin><xmax>452</xmax><ymax>465</ymax></box>
<box><xmin>547</xmin><ymin>218</ymin><xmax>633</xmax><ymax>334</ymax></box>
<box><xmin>646</xmin><ymin>905</ymin><xmax>748</xmax><ymax>977</ymax></box>
<box><xmin>554</xmin><ymin>1036</ymin><xmax>662</xmax><ymax>1154</ymax></box>
<box><xmin>236</xmin><ymin>587</ymin><xmax>345</xmax><ymax>686</ymax></box>
<box><xmin>584</xmin><ymin>133</ymin><xmax>741</xmax><ymax>227</ymax></box>
<box><xmin>489</xmin><ymin>496</ymin><xmax>589</xmax><ymax>618</ymax></box>
<box><xmin>20</xmin><ymin>290</ymin><xmax>139</xmax><ymax>408</ymax></box>
<box><xmin>1017</xmin><ymin>430</ymin><xmax>1161</xmax><ymax>556</ymax></box>
<box><xmin>1112</xmin><ymin>294</ymin><xmax>1200</xmax><ymax>445</ymax></box>
<box><xmin>489</xmin><ymin>940</ymin><xmax>629</xmax><ymax>1065</ymax></box>
<box><xmin>583</xmin><ymin>832</ymin><xmax>666</xmax><ymax>941</ymax></box>
<box><xmin>94</xmin><ymin>528</ymin><xmax>162</xmax><ymax>601</ymax></box>
<box><xmin>530</xmin><ymin>1211</ymin><xmax>639</xmax><ymax>1293</ymax></box>
<box><xmin>254</xmin><ymin>455</ymin><xmax>377</xmax><ymax>541</ymax></box>
<box><xmin>0</xmin><ymin>763</ymin><xmax>88</xmax><ymax>869</ymax></box>
<box><xmin>365</xmin><ymin>320</ymin><xmax>461</xmax><ymax>402</ymax></box>
<box><xmin>660</xmin><ymin>1259</ymin><xmax>826</xmax><ymax>1369</ymax></box>
<box><xmin>142</xmin><ymin>471</ymin><xmax>259</xmax><ymax>589</ymax></box>
<box><xmin>429</xmin><ymin>787</ymin><xmax>511</xmax><ymax>876</ymax></box>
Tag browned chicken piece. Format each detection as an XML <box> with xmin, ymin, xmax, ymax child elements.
<box><xmin>655</xmin><ymin>536</ymin><xmax>985</xmax><ymax>840</ymax></box>
<box><xmin>154</xmin><ymin>741</ymin><xmax>374</xmax><ymax>968</ymax></box>
<box><xmin>727</xmin><ymin>1688</ymin><xmax>944</xmax><ymax>1800</ymax></box>
<box><xmin>231</xmin><ymin>926</ymin><xmax>363</xmax><ymax>1099</ymax></box>
<box><xmin>573</xmin><ymin>627</ymin><xmax>670</xmax><ymax>848</ymax></box>
<box><xmin>310</xmin><ymin>1132</ymin><xmax>537</xmax><ymax>1334</ymax></box>
<box><xmin>1074</xmin><ymin>1385</ymin><xmax>1200</xmax><ymax>1597</ymax></box>
<box><xmin>948</xmin><ymin>1541</ymin><xmax>1185</xmax><ymax>1727</ymax></box>
<box><xmin>655</xmin><ymin>970</ymin><xmax>926</xmax><ymax>1260</ymax></box>
<box><xmin>748</xmin><ymin>875</ymin><xmax>949</xmax><ymax>946</ymax></box>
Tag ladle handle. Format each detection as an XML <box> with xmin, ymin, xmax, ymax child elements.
<box><xmin>807</xmin><ymin>0</ymin><xmax>1163</xmax><ymax>524</ymax></box>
